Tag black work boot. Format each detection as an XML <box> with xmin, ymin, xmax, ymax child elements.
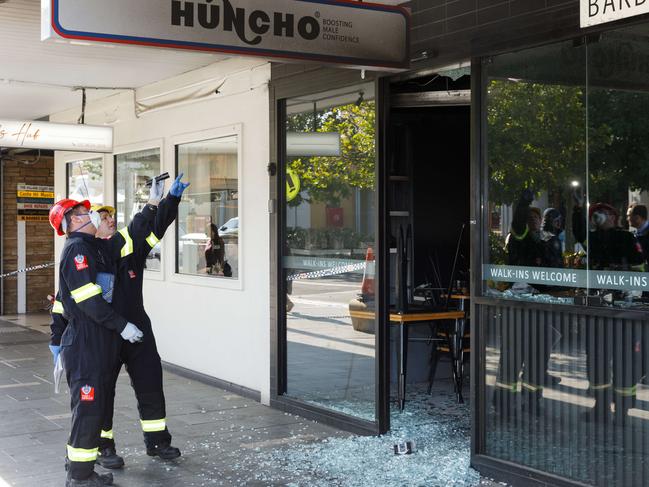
<box><xmin>65</xmin><ymin>471</ymin><xmax>113</xmax><ymax>486</ymax></box>
<box><xmin>146</xmin><ymin>441</ymin><xmax>181</xmax><ymax>460</ymax></box>
<box><xmin>96</xmin><ymin>447</ymin><xmax>124</xmax><ymax>469</ymax></box>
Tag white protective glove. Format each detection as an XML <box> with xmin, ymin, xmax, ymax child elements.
<box><xmin>148</xmin><ymin>178</ymin><xmax>165</xmax><ymax>206</ymax></box>
<box><xmin>121</xmin><ymin>322</ymin><xmax>144</xmax><ymax>343</ymax></box>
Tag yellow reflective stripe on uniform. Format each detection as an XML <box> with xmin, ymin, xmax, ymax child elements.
<box><xmin>100</xmin><ymin>430</ymin><xmax>114</xmax><ymax>440</ymax></box>
<box><xmin>118</xmin><ymin>227</ymin><xmax>134</xmax><ymax>257</ymax></box>
<box><xmin>495</xmin><ymin>381</ymin><xmax>519</xmax><ymax>393</ymax></box>
<box><xmin>592</xmin><ymin>382</ymin><xmax>612</xmax><ymax>390</ymax></box>
<box><xmin>146</xmin><ymin>232</ymin><xmax>159</xmax><ymax>248</ymax></box>
<box><xmin>614</xmin><ymin>385</ymin><xmax>637</xmax><ymax>397</ymax></box>
<box><xmin>512</xmin><ymin>225</ymin><xmax>529</xmax><ymax>241</ymax></box>
<box><xmin>70</xmin><ymin>283</ymin><xmax>102</xmax><ymax>303</ymax></box>
<box><xmin>141</xmin><ymin>418</ymin><xmax>166</xmax><ymax>432</ymax></box>
<box><xmin>67</xmin><ymin>445</ymin><xmax>98</xmax><ymax>462</ymax></box>
<box><xmin>52</xmin><ymin>300</ymin><xmax>64</xmax><ymax>314</ymax></box>
<box><xmin>522</xmin><ymin>382</ymin><xmax>543</xmax><ymax>392</ymax></box>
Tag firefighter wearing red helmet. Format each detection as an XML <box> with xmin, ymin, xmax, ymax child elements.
<box><xmin>49</xmin><ymin>174</ymin><xmax>188</xmax><ymax>476</ymax></box>
<box><xmin>49</xmin><ymin>198</ymin><xmax>147</xmax><ymax>487</ymax></box>
<box><xmin>573</xmin><ymin>199</ymin><xmax>644</xmax><ymax>425</ymax></box>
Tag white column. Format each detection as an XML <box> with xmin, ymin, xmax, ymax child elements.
<box><xmin>17</xmin><ymin>220</ymin><xmax>26</xmax><ymax>313</ymax></box>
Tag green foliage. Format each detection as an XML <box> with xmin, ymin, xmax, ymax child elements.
<box><xmin>487</xmin><ymin>81</ymin><xmax>587</xmax><ymax>205</ymax></box>
<box><xmin>489</xmin><ymin>231</ymin><xmax>507</xmax><ymax>265</ymax></box>
<box><xmin>588</xmin><ymin>89</ymin><xmax>649</xmax><ymax>207</ymax></box>
<box><xmin>287</xmin><ymin>101</ymin><xmax>376</xmax><ymax>207</ymax></box>
<box><xmin>488</xmin><ymin>80</ymin><xmax>649</xmax><ymax>211</ymax></box>
<box><xmin>286</xmin><ymin>226</ymin><xmax>370</xmax><ymax>251</ymax></box>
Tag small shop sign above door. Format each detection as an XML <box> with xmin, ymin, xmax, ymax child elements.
<box><xmin>42</xmin><ymin>0</ymin><xmax>410</xmax><ymax>70</ymax></box>
<box><xmin>581</xmin><ymin>0</ymin><xmax>649</xmax><ymax>28</ymax></box>
<box><xmin>0</xmin><ymin>120</ymin><xmax>113</xmax><ymax>152</ymax></box>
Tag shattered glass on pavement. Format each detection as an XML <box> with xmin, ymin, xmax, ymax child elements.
<box><xmin>176</xmin><ymin>383</ymin><xmax>488</xmax><ymax>486</ymax></box>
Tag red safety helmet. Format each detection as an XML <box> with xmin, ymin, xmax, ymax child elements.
<box><xmin>589</xmin><ymin>202</ymin><xmax>618</xmax><ymax>220</ymax></box>
<box><xmin>49</xmin><ymin>198</ymin><xmax>90</xmax><ymax>236</ymax></box>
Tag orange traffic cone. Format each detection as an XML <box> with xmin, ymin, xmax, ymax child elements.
<box><xmin>361</xmin><ymin>247</ymin><xmax>375</xmax><ymax>299</ymax></box>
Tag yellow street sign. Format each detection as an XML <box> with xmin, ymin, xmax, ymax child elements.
<box><xmin>286</xmin><ymin>168</ymin><xmax>301</xmax><ymax>202</ymax></box>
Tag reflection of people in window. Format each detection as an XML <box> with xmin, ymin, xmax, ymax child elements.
<box><xmin>573</xmin><ymin>202</ymin><xmax>643</xmax><ymax>270</ymax></box>
<box><xmin>627</xmin><ymin>203</ymin><xmax>649</xmax><ymax>264</ymax></box>
<box><xmin>205</xmin><ymin>223</ymin><xmax>225</xmax><ymax>274</ymax></box>
<box><xmin>540</xmin><ymin>208</ymin><xmax>564</xmax><ymax>268</ymax></box>
<box><xmin>505</xmin><ymin>189</ymin><xmax>544</xmax><ymax>267</ymax></box>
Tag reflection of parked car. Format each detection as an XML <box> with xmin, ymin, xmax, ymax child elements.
<box><xmin>219</xmin><ymin>217</ymin><xmax>239</xmax><ymax>237</ymax></box>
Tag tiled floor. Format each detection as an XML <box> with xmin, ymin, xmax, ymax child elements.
<box><xmin>0</xmin><ymin>316</ymin><xmax>495</xmax><ymax>486</ymax></box>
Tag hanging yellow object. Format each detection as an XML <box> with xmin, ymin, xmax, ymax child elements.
<box><xmin>286</xmin><ymin>167</ymin><xmax>301</xmax><ymax>202</ymax></box>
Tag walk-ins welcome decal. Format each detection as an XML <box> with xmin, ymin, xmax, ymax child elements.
<box><xmin>42</xmin><ymin>0</ymin><xmax>410</xmax><ymax>70</ymax></box>
<box><xmin>484</xmin><ymin>264</ymin><xmax>649</xmax><ymax>292</ymax></box>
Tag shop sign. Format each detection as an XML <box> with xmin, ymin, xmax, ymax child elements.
<box><xmin>286</xmin><ymin>167</ymin><xmax>301</xmax><ymax>202</ymax></box>
<box><xmin>16</xmin><ymin>185</ymin><xmax>54</xmax><ymax>222</ymax></box>
<box><xmin>41</xmin><ymin>0</ymin><xmax>410</xmax><ymax>70</ymax></box>
<box><xmin>0</xmin><ymin>120</ymin><xmax>113</xmax><ymax>153</ymax></box>
<box><xmin>484</xmin><ymin>264</ymin><xmax>649</xmax><ymax>292</ymax></box>
<box><xmin>581</xmin><ymin>0</ymin><xmax>649</xmax><ymax>28</ymax></box>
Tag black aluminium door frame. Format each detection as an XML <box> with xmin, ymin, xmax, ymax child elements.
<box><xmin>468</xmin><ymin>55</ymin><xmax>592</xmax><ymax>487</ymax></box>
<box><xmin>270</xmin><ymin>71</ymin><xmax>390</xmax><ymax>436</ymax></box>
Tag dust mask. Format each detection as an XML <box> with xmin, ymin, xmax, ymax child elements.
<box><xmin>89</xmin><ymin>210</ymin><xmax>101</xmax><ymax>230</ymax></box>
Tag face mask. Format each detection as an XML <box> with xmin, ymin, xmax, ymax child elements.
<box><xmin>75</xmin><ymin>211</ymin><xmax>102</xmax><ymax>233</ymax></box>
<box><xmin>89</xmin><ymin>210</ymin><xmax>102</xmax><ymax>230</ymax></box>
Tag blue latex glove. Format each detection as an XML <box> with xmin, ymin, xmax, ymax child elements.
<box><xmin>169</xmin><ymin>173</ymin><xmax>190</xmax><ymax>198</ymax></box>
<box><xmin>48</xmin><ymin>345</ymin><xmax>61</xmax><ymax>366</ymax></box>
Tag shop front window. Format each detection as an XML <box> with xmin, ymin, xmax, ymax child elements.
<box><xmin>67</xmin><ymin>158</ymin><xmax>104</xmax><ymax>203</ymax></box>
<box><xmin>282</xmin><ymin>82</ymin><xmax>377</xmax><ymax>422</ymax></box>
<box><xmin>176</xmin><ymin>136</ymin><xmax>239</xmax><ymax>279</ymax></box>
<box><xmin>482</xmin><ymin>25</ymin><xmax>649</xmax><ymax>486</ymax></box>
<box><xmin>115</xmin><ymin>148</ymin><xmax>161</xmax><ymax>271</ymax></box>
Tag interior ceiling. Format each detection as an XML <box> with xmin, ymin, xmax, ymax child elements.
<box><xmin>0</xmin><ymin>0</ymin><xmax>227</xmax><ymax>120</ymax></box>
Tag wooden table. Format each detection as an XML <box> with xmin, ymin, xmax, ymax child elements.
<box><xmin>349</xmin><ymin>308</ymin><xmax>465</xmax><ymax>411</ymax></box>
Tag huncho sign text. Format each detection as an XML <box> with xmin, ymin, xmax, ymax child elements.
<box><xmin>42</xmin><ymin>0</ymin><xmax>410</xmax><ymax>70</ymax></box>
<box><xmin>581</xmin><ymin>0</ymin><xmax>649</xmax><ymax>28</ymax></box>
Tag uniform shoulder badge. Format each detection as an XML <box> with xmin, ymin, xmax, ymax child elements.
<box><xmin>74</xmin><ymin>254</ymin><xmax>88</xmax><ymax>271</ymax></box>
<box><xmin>80</xmin><ymin>384</ymin><xmax>95</xmax><ymax>402</ymax></box>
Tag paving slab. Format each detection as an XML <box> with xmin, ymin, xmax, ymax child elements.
<box><xmin>0</xmin><ymin>318</ymin><xmax>496</xmax><ymax>487</ymax></box>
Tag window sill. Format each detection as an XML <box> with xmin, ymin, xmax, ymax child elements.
<box><xmin>169</xmin><ymin>271</ymin><xmax>243</xmax><ymax>291</ymax></box>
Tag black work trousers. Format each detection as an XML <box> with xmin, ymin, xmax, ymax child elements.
<box><xmin>62</xmin><ymin>324</ymin><xmax>119</xmax><ymax>480</ymax></box>
<box><xmin>100</xmin><ymin>319</ymin><xmax>171</xmax><ymax>450</ymax></box>
<box><xmin>586</xmin><ymin>318</ymin><xmax>642</xmax><ymax>422</ymax></box>
<box><xmin>495</xmin><ymin>312</ymin><xmax>553</xmax><ymax>414</ymax></box>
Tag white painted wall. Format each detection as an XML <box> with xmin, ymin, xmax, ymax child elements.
<box><xmin>51</xmin><ymin>58</ymin><xmax>272</xmax><ymax>403</ymax></box>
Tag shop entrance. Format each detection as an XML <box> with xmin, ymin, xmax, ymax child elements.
<box><xmin>385</xmin><ymin>73</ymin><xmax>472</xmax><ymax>420</ymax></box>
<box><xmin>274</xmin><ymin>69</ymin><xmax>473</xmax><ymax>442</ymax></box>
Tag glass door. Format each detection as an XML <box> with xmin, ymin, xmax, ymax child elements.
<box><xmin>279</xmin><ymin>82</ymin><xmax>380</xmax><ymax>425</ymax></box>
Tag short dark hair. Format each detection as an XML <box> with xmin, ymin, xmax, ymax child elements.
<box><xmin>630</xmin><ymin>203</ymin><xmax>648</xmax><ymax>220</ymax></box>
<box><xmin>64</xmin><ymin>204</ymin><xmax>87</xmax><ymax>233</ymax></box>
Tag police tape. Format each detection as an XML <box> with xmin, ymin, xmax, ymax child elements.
<box><xmin>287</xmin><ymin>261</ymin><xmax>367</xmax><ymax>281</ymax></box>
<box><xmin>0</xmin><ymin>262</ymin><xmax>55</xmax><ymax>279</ymax></box>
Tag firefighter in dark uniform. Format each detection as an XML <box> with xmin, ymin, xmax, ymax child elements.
<box><xmin>496</xmin><ymin>190</ymin><xmax>562</xmax><ymax>416</ymax></box>
<box><xmin>627</xmin><ymin>203</ymin><xmax>649</xmax><ymax>404</ymax></box>
<box><xmin>504</xmin><ymin>188</ymin><xmax>544</xmax><ymax>268</ymax></box>
<box><xmin>49</xmin><ymin>199</ymin><xmax>145</xmax><ymax>487</ymax></box>
<box><xmin>50</xmin><ymin>176</ymin><xmax>186</xmax><ymax>468</ymax></box>
<box><xmin>96</xmin><ymin>174</ymin><xmax>188</xmax><ymax>466</ymax></box>
<box><xmin>574</xmin><ymin>201</ymin><xmax>644</xmax><ymax>424</ymax></box>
